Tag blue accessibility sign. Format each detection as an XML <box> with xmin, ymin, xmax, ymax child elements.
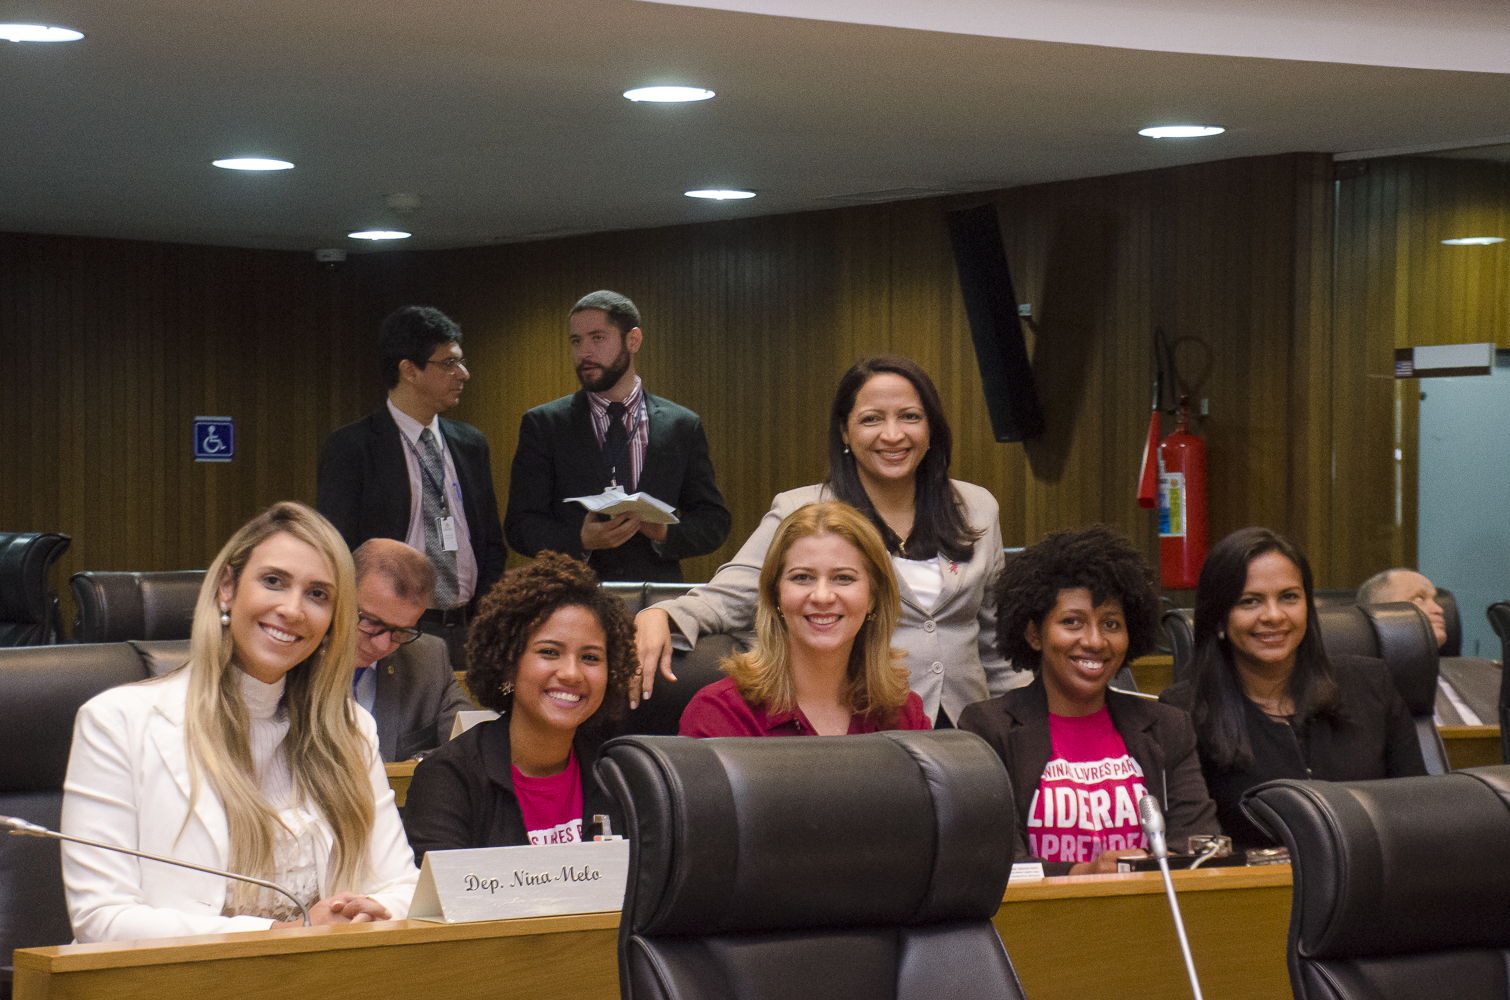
<box><xmin>193</xmin><ymin>416</ymin><xmax>235</xmax><ymax>462</ymax></box>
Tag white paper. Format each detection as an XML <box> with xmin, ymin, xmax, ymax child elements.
<box><xmin>410</xmin><ymin>841</ymin><xmax>630</xmax><ymax>923</ymax></box>
<box><xmin>565</xmin><ymin>487</ymin><xmax>680</xmax><ymax>525</ymax></box>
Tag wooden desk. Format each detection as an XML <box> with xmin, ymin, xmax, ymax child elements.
<box><xmin>16</xmin><ymin>865</ymin><xmax>1290</xmax><ymax>1000</ymax></box>
<box><xmin>997</xmin><ymin>865</ymin><xmax>1292</xmax><ymax>1000</ymax></box>
<box><xmin>1442</xmin><ymin>724</ymin><xmax>1502</xmax><ymax>769</ymax></box>
<box><xmin>384</xmin><ymin>761</ymin><xmax>416</xmax><ymax>807</ymax></box>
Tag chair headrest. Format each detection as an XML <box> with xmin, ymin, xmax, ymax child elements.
<box><xmin>70</xmin><ymin>570</ymin><xmax>204</xmax><ymax>643</ymax></box>
<box><xmin>1315</xmin><ymin>604</ymin><xmax>1380</xmax><ymax>660</ymax></box>
<box><xmin>0</xmin><ymin>643</ymin><xmax>150</xmax><ymax>792</ymax></box>
<box><xmin>598</xmin><ymin>730</ymin><xmax>1014</xmax><ymax>937</ymax></box>
<box><xmin>1242</xmin><ymin>768</ymin><xmax>1510</xmax><ymax>958</ymax></box>
<box><xmin>0</xmin><ymin>533</ymin><xmax>71</xmax><ymax>623</ymax></box>
<box><xmin>1358</xmin><ymin>602</ymin><xmax>1439</xmax><ymax>714</ymax></box>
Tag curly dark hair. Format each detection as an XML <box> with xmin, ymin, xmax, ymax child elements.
<box><xmin>995</xmin><ymin>524</ymin><xmax>1159</xmax><ymax>671</ymax></box>
<box><xmin>464</xmin><ymin>552</ymin><xmax>638</xmax><ymax>725</ymax></box>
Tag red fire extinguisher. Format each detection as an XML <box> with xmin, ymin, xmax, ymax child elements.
<box><xmin>1157</xmin><ymin>398</ymin><xmax>1207</xmax><ymax>589</ymax></box>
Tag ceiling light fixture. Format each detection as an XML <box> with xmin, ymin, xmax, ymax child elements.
<box><xmin>1441</xmin><ymin>236</ymin><xmax>1506</xmax><ymax>245</ymax></box>
<box><xmin>347</xmin><ymin>230</ymin><xmax>411</xmax><ymax>241</ymax></box>
<box><xmin>685</xmin><ymin>189</ymin><xmax>755</xmax><ymax>201</ymax></box>
<box><xmin>213</xmin><ymin>158</ymin><xmax>295</xmax><ymax>171</ymax></box>
<box><xmin>624</xmin><ymin>86</ymin><xmax>715</xmax><ymax>103</ymax></box>
<box><xmin>0</xmin><ymin>23</ymin><xmax>84</xmax><ymax>42</ymax></box>
<box><xmin>1138</xmin><ymin>125</ymin><xmax>1225</xmax><ymax>138</ymax></box>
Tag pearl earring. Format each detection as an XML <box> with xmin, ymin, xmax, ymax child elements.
<box><xmin>1218</xmin><ymin>630</ymin><xmax>1226</xmax><ymax>640</ymax></box>
<box><xmin>219</xmin><ymin>601</ymin><xmax>231</xmax><ymax>627</ymax></box>
<box><xmin>844</xmin><ymin>445</ymin><xmax>851</xmax><ymax>455</ymax></box>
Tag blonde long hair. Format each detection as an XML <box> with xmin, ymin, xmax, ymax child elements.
<box><xmin>181</xmin><ymin>502</ymin><xmax>372</xmax><ymax>907</ymax></box>
<box><xmin>726</xmin><ymin>501</ymin><xmax>911</xmax><ymax>722</ymax></box>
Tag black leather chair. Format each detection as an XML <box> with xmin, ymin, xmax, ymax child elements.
<box><xmin>1317</xmin><ymin>602</ymin><xmax>1447</xmax><ymax>774</ymax></box>
<box><xmin>1242</xmin><ymin>766</ymin><xmax>1510</xmax><ymax>1000</ymax></box>
<box><xmin>1487</xmin><ymin>602</ymin><xmax>1510</xmax><ymax>763</ymax></box>
<box><xmin>1436</xmin><ymin>588</ymin><xmax>1462</xmax><ymax>657</ymax></box>
<box><xmin>69</xmin><ymin>569</ymin><xmax>205</xmax><ymax>644</ymax></box>
<box><xmin>0</xmin><ymin>642</ymin><xmax>153</xmax><ymax>994</ymax></box>
<box><xmin>1162</xmin><ymin>608</ymin><xmax>1195</xmax><ymax>685</ymax></box>
<box><xmin>596</xmin><ymin>731</ymin><xmax>1025</xmax><ymax>1000</ymax></box>
<box><xmin>0</xmin><ymin>533</ymin><xmax>72</xmax><ymax>647</ymax></box>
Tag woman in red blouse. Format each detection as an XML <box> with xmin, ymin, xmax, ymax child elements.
<box><xmin>679</xmin><ymin>501</ymin><xmax>930</xmax><ymax>737</ymax></box>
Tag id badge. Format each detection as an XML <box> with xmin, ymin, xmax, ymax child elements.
<box><xmin>438</xmin><ymin>516</ymin><xmax>459</xmax><ymax>552</ymax></box>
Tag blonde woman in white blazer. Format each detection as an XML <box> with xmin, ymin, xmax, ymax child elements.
<box><xmin>62</xmin><ymin>503</ymin><xmax>418</xmax><ymax>942</ymax></box>
<box><xmin>635</xmin><ymin>356</ymin><xmax>1031</xmax><ymax>726</ymax></box>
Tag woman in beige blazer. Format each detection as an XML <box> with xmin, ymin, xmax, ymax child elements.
<box><xmin>635</xmin><ymin>355</ymin><xmax>1029</xmax><ymax>727</ymax></box>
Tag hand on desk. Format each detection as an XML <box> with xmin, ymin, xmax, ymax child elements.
<box><xmin>630</xmin><ymin>608</ymin><xmax>680</xmax><ymax>709</ymax></box>
<box><xmin>1069</xmin><ymin>849</ymin><xmax>1147</xmax><ymax>876</ymax></box>
<box><xmin>273</xmin><ymin>892</ymin><xmax>391</xmax><ymax>928</ymax></box>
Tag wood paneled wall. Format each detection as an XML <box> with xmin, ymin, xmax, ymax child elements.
<box><xmin>5</xmin><ymin>150</ymin><xmax>1388</xmax><ymax>633</ymax></box>
<box><xmin>1331</xmin><ymin>155</ymin><xmax>1510</xmax><ymax>586</ymax></box>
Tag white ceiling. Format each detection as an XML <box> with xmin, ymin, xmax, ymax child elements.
<box><xmin>3</xmin><ymin>0</ymin><xmax>1509</xmax><ymax>252</ymax></box>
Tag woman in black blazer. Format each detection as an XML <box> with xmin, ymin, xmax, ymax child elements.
<box><xmin>1159</xmin><ymin>527</ymin><xmax>1427</xmax><ymax>848</ymax></box>
<box><xmin>402</xmin><ymin>553</ymin><xmax>638</xmax><ymax>860</ymax></box>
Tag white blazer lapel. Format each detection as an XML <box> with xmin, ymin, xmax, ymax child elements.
<box><xmin>148</xmin><ymin>701</ymin><xmax>232</xmax><ymax>864</ymax></box>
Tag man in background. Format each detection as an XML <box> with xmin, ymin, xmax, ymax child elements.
<box><xmin>318</xmin><ymin>305</ymin><xmax>507</xmax><ymax>668</ymax></box>
<box><xmin>1358</xmin><ymin>567</ymin><xmax>1494</xmax><ymax>726</ymax></box>
<box><xmin>352</xmin><ymin>539</ymin><xmax>474</xmax><ymax>761</ymax></box>
<box><xmin>504</xmin><ymin>290</ymin><xmax>729</xmax><ymax>581</ymax></box>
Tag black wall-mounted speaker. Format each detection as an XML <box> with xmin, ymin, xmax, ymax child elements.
<box><xmin>945</xmin><ymin>204</ymin><xmax>1045</xmax><ymax>442</ymax></box>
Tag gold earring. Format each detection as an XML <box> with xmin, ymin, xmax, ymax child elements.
<box><xmin>219</xmin><ymin>601</ymin><xmax>231</xmax><ymax>627</ymax></box>
<box><xmin>500</xmin><ymin>681</ymin><xmax>515</xmax><ymax>697</ymax></box>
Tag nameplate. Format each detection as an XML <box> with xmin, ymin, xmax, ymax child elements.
<box><xmin>410</xmin><ymin>840</ymin><xmax>630</xmax><ymax>923</ymax></box>
<box><xmin>1010</xmin><ymin>862</ymin><xmax>1045</xmax><ymax>882</ymax></box>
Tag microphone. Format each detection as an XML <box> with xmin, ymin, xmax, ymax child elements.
<box><xmin>1138</xmin><ymin>792</ymin><xmax>1168</xmax><ymax>859</ymax></box>
<box><xmin>1138</xmin><ymin>795</ymin><xmax>1203</xmax><ymax>1000</ymax></box>
<box><xmin>2</xmin><ymin>815</ymin><xmax>310</xmax><ymax>927</ymax></box>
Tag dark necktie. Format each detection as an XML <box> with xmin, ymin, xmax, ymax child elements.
<box><xmin>606</xmin><ymin>401</ymin><xmax>630</xmax><ymax>489</ymax></box>
<box><xmin>417</xmin><ymin>428</ymin><xmax>460</xmax><ymax>607</ymax></box>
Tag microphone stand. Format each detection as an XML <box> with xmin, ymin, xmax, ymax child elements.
<box><xmin>1138</xmin><ymin>795</ymin><xmax>1203</xmax><ymax>1000</ymax></box>
<box><xmin>3</xmin><ymin>815</ymin><xmax>310</xmax><ymax>928</ymax></box>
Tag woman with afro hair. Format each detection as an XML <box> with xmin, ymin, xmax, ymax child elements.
<box><xmin>402</xmin><ymin>552</ymin><xmax>638</xmax><ymax>860</ymax></box>
<box><xmin>958</xmin><ymin>525</ymin><xmax>1217</xmax><ymax>875</ymax></box>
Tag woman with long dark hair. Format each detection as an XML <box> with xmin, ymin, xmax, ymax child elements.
<box><xmin>1160</xmin><ymin>526</ymin><xmax>1426</xmax><ymax>848</ymax></box>
<box><xmin>636</xmin><ymin>355</ymin><xmax>1026</xmax><ymax>728</ymax></box>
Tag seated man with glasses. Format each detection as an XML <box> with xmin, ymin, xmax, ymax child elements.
<box><xmin>352</xmin><ymin>539</ymin><xmax>476</xmax><ymax>761</ymax></box>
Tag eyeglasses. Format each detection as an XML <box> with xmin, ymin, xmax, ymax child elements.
<box><xmin>357</xmin><ymin>614</ymin><xmax>423</xmax><ymax>645</ymax></box>
<box><xmin>428</xmin><ymin>357</ymin><xmax>467</xmax><ymax>373</ymax></box>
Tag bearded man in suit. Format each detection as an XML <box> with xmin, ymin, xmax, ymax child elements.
<box><xmin>504</xmin><ymin>290</ymin><xmax>730</xmax><ymax>582</ymax></box>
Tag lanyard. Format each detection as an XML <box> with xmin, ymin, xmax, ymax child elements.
<box><xmin>402</xmin><ymin>429</ymin><xmax>451</xmax><ymax>514</ymax></box>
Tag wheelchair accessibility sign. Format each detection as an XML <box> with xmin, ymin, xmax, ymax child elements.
<box><xmin>193</xmin><ymin>417</ymin><xmax>235</xmax><ymax>462</ymax></box>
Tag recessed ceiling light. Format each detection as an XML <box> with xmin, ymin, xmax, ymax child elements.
<box><xmin>348</xmin><ymin>230</ymin><xmax>411</xmax><ymax>241</ymax></box>
<box><xmin>0</xmin><ymin>23</ymin><xmax>84</xmax><ymax>42</ymax></box>
<box><xmin>1138</xmin><ymin>125</ymin><xmax>1225</xmax><ymax>138</ymax></box>
<box><xmin>685</xmin><ymin>189</ymin><xmax>755</xmax><ymax>201</ymax></box>
<box><xmin>624</xmin><ymin>86</ymin><xmax>715</xmax><ymax>103</ymax></box>
<box><xmin>1441</xmin><ymin>236</ymin><xmax>1505</xmax><ymax>245</ymax></box>
<box><xmin>213</xmin><ymin>157</ymin><xmax>294</xmax><ymax>171</ymax></box>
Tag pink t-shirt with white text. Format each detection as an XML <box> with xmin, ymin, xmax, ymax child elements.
<box><xmin>1026</xmin><ymin>709</ymin><xmax>1148</xmax><ymax>864</ymax></box>
<box><xmin>512</xmin><ymin>750</ymin><xmax>585</xmax><ymax>845</ymax></box>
